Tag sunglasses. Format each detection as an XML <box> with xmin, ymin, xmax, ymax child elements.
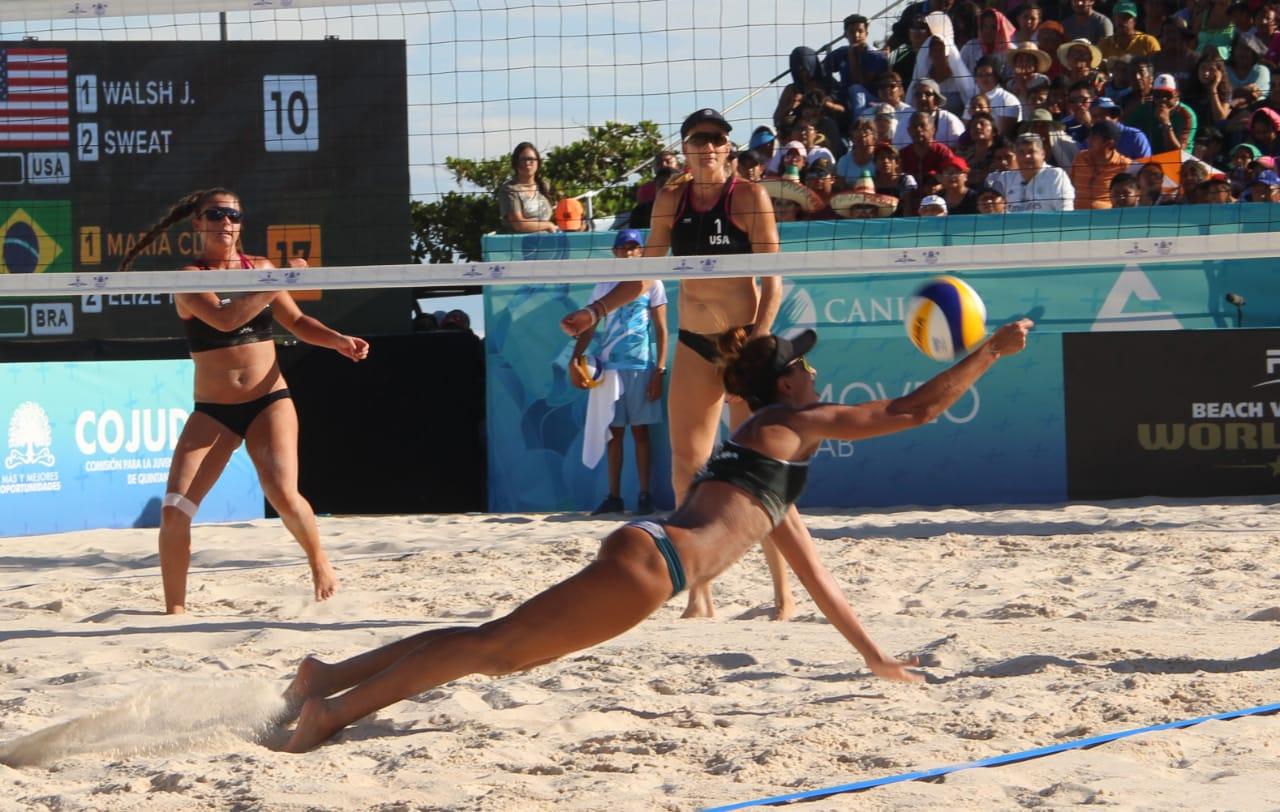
<box><xmin>788</xmin><ymin>356</ymin><xmax>815</xmax><ymax>374</ymax></box>
<box><xmin>200</xmin><ymin>206</ymin><xmax>242</xmax><ymax>223</ymax></box>
<box><xmin>684</xmin><ymin>131</ymin><xmax>729</xmax><ymax>148</ymax></box>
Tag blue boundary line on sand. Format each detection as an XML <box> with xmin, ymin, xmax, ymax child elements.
<box><xmin>703</xmin><ymin>701</ymin><xmax>1280</xmax><ymax>811</ymax></box>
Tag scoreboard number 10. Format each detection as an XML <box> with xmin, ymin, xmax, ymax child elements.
<box><xmin>263</xmin><ymin>75</ymin><xmax>319</xmax><ymax>152</ymax></box>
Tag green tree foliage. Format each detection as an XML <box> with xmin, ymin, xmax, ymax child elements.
<box><xmin>410</xmin><ymin>120</ymin><xmax>666</xmax><ymax>263</ymax></box>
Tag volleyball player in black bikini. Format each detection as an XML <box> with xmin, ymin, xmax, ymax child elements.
<box><xmin>119</xmin><ymin>187</ymin><xmax>369</xmax><ymax>614</ymax></box>
<box><xmin>563</xmin><ymin>108</ymin><xmax>796</xmax><ymax>620</ymax></box>
<box><xmin>282</xmin><ymin>318</ymin><xmax>1034</xmax><ymax>752</ymax></box>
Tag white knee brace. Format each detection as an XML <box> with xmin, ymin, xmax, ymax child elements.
<box><xmin>163</xmin><ymin>492</ymin><xmax>199</xmax><ymax>519</ymax></box>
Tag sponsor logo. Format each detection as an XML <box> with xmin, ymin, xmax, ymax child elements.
<box><xmin>2</xmin><ymin>402</ymin><xmax>61</xmax><ymax>494</ymax></box>
<box><xmin>1091</xmin><ymin>266</ymin><xmax>1182</xmax><ymax>332</ymax></box>
<box><xmin>1253</xmin><ymin>349</ymin><xmax>1280</xmax><ymax>389</ymax></box>
<box><xmin>5</xmin><ymin>401</ymin><xmax>55</xmax><ymax>469</ymax></box>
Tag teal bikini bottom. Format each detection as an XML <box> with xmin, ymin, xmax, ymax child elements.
<box><xmin>628</xmin><ymin>520</ymin><xmax>687</xmax><ymax>596</ymax></box>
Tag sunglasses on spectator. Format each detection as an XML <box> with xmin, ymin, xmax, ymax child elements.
<box><xmin>684</xmin><ymin>131</ymin><xmax>729</xmax><ymax>147</ymax></box>
<box><xmin>1069</xmin><ymin>95</ymin><xmax>1093</xmax><ymax>104</ymax></box>
<box><xmin>516</xmin><ymin>155</ymin><xmax>540</xmax><ymax>163</ymax></box>
<box><xmin>200</xmin><ymin>207</ymin><xmax>242</xmax><ymax>223</ymax></box>
<box><xmin>788</xmin><ymin>356</ymin><xmax>815</xmax><ymax>374</ymax></box>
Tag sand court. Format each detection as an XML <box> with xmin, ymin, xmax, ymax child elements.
<box><xmin>1</xmin><ymin>499</ymin><xmax>1279</xmax><ymax>809</ymax></box>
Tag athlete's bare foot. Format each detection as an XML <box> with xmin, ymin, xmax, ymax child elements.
<box><xmin>284</xmin><ymin>697</ymin><xmax>342</xmax><ymax>753</ymax></box>
<box><xmin>311</xmin><ymin>557</ymin><xmax>338</xmax><ymax>602</ymax></box>
<box><xmin>770</xmin><ymin>597</ymin><xmax>796</xmax><ymax>621</ymax></box>
<box><xmin>681</xmin><ymin>585</ymin><xmax>716</xmax><ymax>619</ymax></box>
<box><xmin>281</xmin><ymin>656</ymin><xmax>332</xmax><ymax>722</ymax></box>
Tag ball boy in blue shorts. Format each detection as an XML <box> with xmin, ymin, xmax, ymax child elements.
<box><xmin>573</xmin><ymin>229</ymin><xmax>669</xmax><ymax>515</ymax></box>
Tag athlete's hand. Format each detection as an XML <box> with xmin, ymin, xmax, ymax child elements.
<box><xmin>867</xmin><ymin>654</ymin><xmax>925</xmax><ymax>684</ymax></box>
<box><xmin>560</xmin><ymin>308</ymin><xmax>595</xmax><ymax>337</ymax></box>
<box><xmin>986</xmin><ymin>318</ymin><xmax>1033</xmax><ymax>358</ymax></box>
<box><xmin>287</xmin><ymin>257</ymin><xmax>309</xmax><ymax>269</ymax></box>
<box><xmin>335</xmin><ymin>335</ymin><xmax>370</xmax><ymax>362</ymax></box>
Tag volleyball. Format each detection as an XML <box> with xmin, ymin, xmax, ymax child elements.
<box><xmin>905</xmin><ymin>276</ymin><xmax>988</xmax><ymax>362</ymax></box>
<box><xmin>568</xmin><ymin>354</ymin><xmax>606</xmax><ymax>389</ymax></box>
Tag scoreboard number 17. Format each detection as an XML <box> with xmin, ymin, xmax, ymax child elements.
<box><xmin>263</xmin><ymin>75</ymin><xmax>319</xmax><ymax>152</ymax></box>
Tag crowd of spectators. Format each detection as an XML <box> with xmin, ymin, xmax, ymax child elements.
<box><xmin>616</xmin><ymin>0</ymin><xmax>1280</xmax><ymax>225</ymax></box>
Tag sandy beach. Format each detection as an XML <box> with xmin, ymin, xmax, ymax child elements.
<box><xmin>1</xmin><ymin>498</ymin><xmax>1278</xmax><ymax>810</ymax></box>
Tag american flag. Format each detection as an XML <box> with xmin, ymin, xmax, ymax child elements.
<box><xmin>0</xmin><ymin>48</ymin><xmax>69</xmax><ymax>148</ymax></box>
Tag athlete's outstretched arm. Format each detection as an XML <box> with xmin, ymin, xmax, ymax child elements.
<box><xmin>768</xmin><ymin>507</ymin><xmax>922</xmax><ymax>683</ymax></box>
<box><xmin>795</xmin><ymin>319</ymin><xmax>1032</xmax><ymax>442</ymax></box>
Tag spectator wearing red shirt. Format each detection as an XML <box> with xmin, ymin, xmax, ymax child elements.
<box><xmin>901</xmin><ymin>111</ymin><xmax>960</xmax><ymax>186</ymax></box>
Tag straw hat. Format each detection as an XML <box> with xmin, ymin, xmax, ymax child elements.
<box><xmin>1057</xmin><ymin>38</ymin><xmax>1103</xmax><ymax>69</ymax></box>
<box><xmin>830</xmin><ymin>175</ymin><xmax>899</xmax><ymax>218</ymax></box>
<box><xmin>1009</xmin><ymin>41</ymin><xmax>1053</xmax><ymax>74</ymax></box>
<box><xmin>759</xmin><ymin>178</ymin><xmax>823</xmax><ymax>212</ymax></box>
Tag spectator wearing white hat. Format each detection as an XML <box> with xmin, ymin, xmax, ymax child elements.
<box><xmin>989</xmin><ymin>132</ymin><xmax>1076</xmax><ymax>211</ymax></box>
<box><xmin>1058</xmin><ymin>38</ymin><xmax>1105</xmax><ymax>87</ymax></box>
<box><xmin>778</xmin><ymin>140</ymin><xmax>808</xmax><ymax>178</ymax></box>
<box><xmin>1124</xmin><ymin>72</ymin><xmax>1197</xmax><ymax>151</ymax></box>
<box><xmin>918</xmin><ymin>194</ymin><xmax>949</xmax><ymax>216</ymax></box>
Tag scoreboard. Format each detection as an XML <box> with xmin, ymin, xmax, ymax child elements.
<box><xmin>0</xmin><ymin>40</ymin><xmax>410</xmax><ymax>340</ymax></box>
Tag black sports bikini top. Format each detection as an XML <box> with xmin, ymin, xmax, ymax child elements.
<box><xmin>691</xmin><ymin>440</ymin><xmax>810</xmax><ymax>527</ymax></box>
<box><xmin>182</xmin><ymin>254</ymin><xmax>274</xmax><ymax>354</ymax></box>
<box><xmin>670</xmin><ymin>177</ymin><xmax>753</xmax><ymax>255</ymax></box>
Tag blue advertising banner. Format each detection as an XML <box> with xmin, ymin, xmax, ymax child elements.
<box><xmin>0</xmin><ymin>360</ymin><xmax>264</xmax><ymax>536</ymax></box>
<box><xmin>482</xmin><ymin>205</ymin><xmax>1275</xmax><ymax>511</ymax></box>
<box><xmin>484</xmin><ymin>284</ymin><xmax>675</xmax><ymax>513</ymax></box>
<box><xmin>800</xmin><ymin>332</ymin><xmax>1065</xmax><ymax>508</ymax></box>
<box><xmin>483</xmin><ymin>281</ymin><xmax>1065</xmax><ymax>511</ymax></box>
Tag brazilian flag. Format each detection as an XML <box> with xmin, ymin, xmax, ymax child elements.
<box><xmin>1</xmin><ymin>202</ymin><xmax>70</xmax><ymax>274</ymax></box>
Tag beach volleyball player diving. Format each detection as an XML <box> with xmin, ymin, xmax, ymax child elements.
<box><xmin>281</xmin><ymin>318</ymin><xmax>1033</xmax><ymax>752</ymax></box>
<box><xmin>119</xmin><ymin>187</ymin><xmax>370</xmax><ymax>614</ymax></box>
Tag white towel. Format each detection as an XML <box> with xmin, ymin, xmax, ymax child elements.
<box><xmin>582</xmin><ymin>369</ymin><xmax>622</xmax><ymax>468</ymax></box>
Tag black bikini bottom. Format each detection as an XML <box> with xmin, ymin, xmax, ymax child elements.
<box><xmin>194</xmin><ymin>389</ymin><xmax>292</xmax><ymax>437</ymax></box>
<box><xmin>677</xmin><ymin>325</ymin><xmax>753</xmax><ymax>364</ymax></box>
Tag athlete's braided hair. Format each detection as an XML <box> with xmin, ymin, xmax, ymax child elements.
<box><xmin>118</xmin><ymin>187</ymin><xmax>238</xmax><ymax>272</ymax></box>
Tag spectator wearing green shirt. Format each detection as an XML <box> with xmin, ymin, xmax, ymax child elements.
<box><xmin>1124</xmin><ymin>72</ymin><xmax>1197</xmax><ymax>151</ymax></box>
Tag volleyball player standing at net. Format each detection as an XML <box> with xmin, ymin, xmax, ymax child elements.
<box><xmin>119</xmin><ymin>187</ymin><xmax>369</xmax><ymax>614</ymax></box>
<box><xmin>564</xmin><ymin>108</ymin><xmax>795</xmax><ymax>621</ymax></box>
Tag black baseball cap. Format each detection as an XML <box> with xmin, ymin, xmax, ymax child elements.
<box><xmin>681</xmin><ymin>108</ymin><xmax>733</xmax><ymax>138</ymax></box>
<box><xmin>741</xmin><ymin>329</ymin><xmax>817</xmax><ymax>405</ymax></box>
